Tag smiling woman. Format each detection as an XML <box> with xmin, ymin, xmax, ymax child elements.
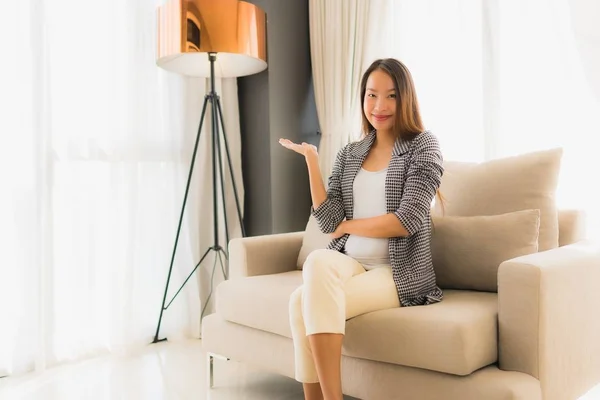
<box><xmin>279</xmin><ymin>57</ymin><xmax>444</xmax><ymax>400</ymax></box>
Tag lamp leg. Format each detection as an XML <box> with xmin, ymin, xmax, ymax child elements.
<box><xmin>213</xmin><ymin>102</ymin><xmax>231</xmax><ymax>258</ymax></box>
<box><xmin>208</xmin><ymin>76</ymin><xmax>231</xmax><ymax>282</ymax></box>
<box><xmin>152</xmin><ymin>94</ymin><xmax>210</xmax><ymax>344</ymax></box>
<box><xmin>215</xmin><ymin>96</ymin><xmax>246</xmax><ymax>238</ymax></box>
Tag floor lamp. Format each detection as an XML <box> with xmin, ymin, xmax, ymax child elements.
<box><xmin>152</xmin><ymin>0</ymin><xmax>267</xmax><ymax>343</ymax></box>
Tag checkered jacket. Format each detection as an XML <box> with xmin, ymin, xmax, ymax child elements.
<box><xmin>312</xmin><ymin>130</ymin><xmax>444</xmax><ymax>306</ymax></box>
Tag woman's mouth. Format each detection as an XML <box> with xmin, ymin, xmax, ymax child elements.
<box><xmin>372</xmin><ymin>114</ymin><xmax>392</xmax><ymax>122</ymax></box>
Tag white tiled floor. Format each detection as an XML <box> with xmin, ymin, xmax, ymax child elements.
<box><xmin>0</xmin><ymin>339</ymin><xmax>598</xmax><ymax>400</ymax></box>
<box><xmin>0</xmin><ymin>340</ymin><xmax>355</xmax><ymax>400</ymax></box>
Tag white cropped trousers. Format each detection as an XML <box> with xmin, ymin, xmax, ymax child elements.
<box><xmin>288</xmin><ymin>249</ymin><xmax>400</xmax><ymax>383</ymax></box>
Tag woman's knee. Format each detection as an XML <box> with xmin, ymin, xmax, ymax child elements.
<box><xmin>302</xmin><ymin>249</ymin><xmax>338</xmax><ymax>282</ymax></box>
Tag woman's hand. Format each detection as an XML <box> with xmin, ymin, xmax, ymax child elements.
<box><xmin>279</xmin><ymin>139</ymin><xmax>318</xmax><ymax>161</ymax></box>
<box><xmin>279</xmin><ymin>138</ymin><xmax>326</xmax><ymax>211</ymax></box>
<box><xmin>330</xmin><ymin>221</ymin><xmax>347</xmax><ymax>239</ymax></box>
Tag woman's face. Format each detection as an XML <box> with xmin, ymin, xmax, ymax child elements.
<box><xmin>363</xmin><ymin>69</ymin><xmax>397</xmax><ymax>134</ymax></box>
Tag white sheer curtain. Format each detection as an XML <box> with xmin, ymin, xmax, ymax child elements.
<box><xmin>0</xmin><ymin>0</ymin><xmax>241</xmax><ymax>377</ymax></box>
<box><xmin>370</xmin><ymin>0</ymin><xmax>600</xmax><ymax>240</ymax></box>
<box><xmin>370</xmin><ymin>0</ymin><xmax>486</xmax><ymax>163</ymax></box>
<box><xmin>309</xmin><ymin>0</ymin><xmax>374</xmax><ymax>180</ymax></box>
<box><xmin>487</xmin><ymin>0</ymin><xmax>599</xmax><ymax>236</ymax></box>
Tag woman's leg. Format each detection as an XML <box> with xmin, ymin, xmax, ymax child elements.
<box><xmin>290</xmin><ymin>249</ymin><xmax>399</xmax><ymax>400</ymax></box>
<box><xmin>343</xmin><ymin>266</ymin><xmax>400</xmax><ymax>319</ymax></box>
<box><xmin>301</xmin><ymin>249</ymin><xmax>365</xmax><ymax>400</ymax></box>
<box><xmin>289</xmin><ymin>286</ymin><xmax>323</xmax><ymax>400</ymax></box>
<box><xmin>309</xmin><ymin>266</ymin><xmax>400</xmax><ymax>400</ymax></box>
<box><xmin>307</xmin><ymin>333</ymin><xmax>344</xmax><ymax>400</ymax></box>
<box><xmin>302</xmin><ymin>382</ymin><xmax>324</xmax><ymax>400</ymax></box>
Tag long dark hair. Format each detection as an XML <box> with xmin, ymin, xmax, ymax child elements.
<box><xmin>360</xmin><ymin>58</ymin><xmax>424</xmax><ymax>140</ymax></box>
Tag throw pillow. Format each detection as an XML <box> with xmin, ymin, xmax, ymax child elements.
<box><xmin>432</xmin><ymin>209</ymin><xmax>540</xmax><ymax>292</ymax></box>
<box><xmin>296</xmin><ymin>215</ymin><xmax>331</xmax><ymax>269</ymax></box>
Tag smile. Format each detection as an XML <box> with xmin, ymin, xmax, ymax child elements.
<box><xmin>372</xmin><ymin>115</ymin><xmax>392</xmax><ymax>122</ymax></box>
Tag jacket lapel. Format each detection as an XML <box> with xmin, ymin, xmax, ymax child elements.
<box><xmin>392</xmin><ymin>138</ymin><xmax>411</xmax><ymax>156</ymax></box>
<box><xmin>344</xmin><ymin>131</ymin><xmax>376</xmax><ymax>220</ymax></box>
<box><xmin>349</xmin><ymin>130</ymin><xmax>376</xmax><ymax>159</ymax></box>
<box><xmin>387</xmin><ymin>138</ymin><xmax>412</xmax><ymax>212</ymax></box>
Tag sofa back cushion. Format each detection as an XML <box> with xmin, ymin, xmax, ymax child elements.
<box><xmin>558</xmin><ymin>209</ymin><xmax>587</xmax><ymax>246</ymax></box>
<box><xmin>434</xmin><ymin>148</ymin><xmax>562</xmax><ymax>251</ymax></box>
<box><xmin>432</xmin><ymin>209</ymin><xmax>540</xmax><ymax>292</ymax></box>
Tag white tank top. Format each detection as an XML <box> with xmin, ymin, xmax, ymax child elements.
<box><xmin>344</xmin><ymin>167</ymin><xmax>390</xmax><ymax>269</ymax></box>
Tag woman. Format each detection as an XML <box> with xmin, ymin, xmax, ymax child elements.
<box><xmin>279</xmin><ymin>58</ymin><xmax>444</xmax><ymax>400</ymax></box>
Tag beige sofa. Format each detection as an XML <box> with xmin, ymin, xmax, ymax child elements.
<box><xmin>202</xmin><ymin>149</ymin><xmax>600</xmax><ymax>400</ymax></box>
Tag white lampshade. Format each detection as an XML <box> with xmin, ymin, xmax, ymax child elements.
<box><xmin>156</xmin><ymin>0</ymin><xmax>267</xmax><ymax>78</ymax></box>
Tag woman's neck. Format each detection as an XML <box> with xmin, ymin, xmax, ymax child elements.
<box><xmin>374</xmin><ymin>130</ymin><xmax>396</xmax><ymax>149</ymax></box>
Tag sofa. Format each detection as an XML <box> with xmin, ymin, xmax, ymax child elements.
<box><xmin>201</xmin><ymin>148</ymin><xmax>600</xmax><ymax>400</ymax></box>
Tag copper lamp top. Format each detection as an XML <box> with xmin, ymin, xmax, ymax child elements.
<box><xmin>156</xmin><ymin>0</ymin><xmax>267</xmax><ymax>78</ymax></box>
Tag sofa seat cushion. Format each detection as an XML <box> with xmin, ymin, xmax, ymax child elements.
<box><xmin>344</xmin><ymin>290</ymin><xmax>498</xmax><ymax>376</ymax></box>
<box><xmin>216</xmin><ymin>272</ymin><xmax>498</xmax><ymax>376</ymax></box>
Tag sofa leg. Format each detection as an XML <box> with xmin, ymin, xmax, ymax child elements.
<box><xmin>207</xmin><ymin>352</ymin><xmax>229</xmax><ymax>388</ymax></box>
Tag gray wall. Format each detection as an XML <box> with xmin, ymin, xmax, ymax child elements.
<box><xmin>239</xmin><ymin>0</ymin><xmax>320</xmax><ymax>236</ymax></box>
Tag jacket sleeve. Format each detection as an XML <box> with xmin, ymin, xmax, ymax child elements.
<box><xmin>311</xmin><ymin>145</ymin><xmax>348</xmax><ymax>234</ymax></box>
<box><xmin>393</xmin><ymin>132</ymin><xmax>444</xmax><ymax>236</ymax></box>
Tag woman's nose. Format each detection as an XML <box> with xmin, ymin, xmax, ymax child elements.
<box><xmin>374</xmin><ymin>98</ymin><xmax>386</xmax><ymax>112</ymax></box>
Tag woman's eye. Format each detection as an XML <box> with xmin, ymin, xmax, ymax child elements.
<box><xmin>389</xmin><ymin>94</ymin><xmax>397</xmax><ymax>99</ymax></box>
<box><xmin>368</xmin><ymin>94</ymin><xmax>376</xmax><ymax>98</ymax></box>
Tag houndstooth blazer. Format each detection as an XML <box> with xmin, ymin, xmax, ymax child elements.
<box><xmin>312</xmin><ymin>130</ymin><xmax>444</xmax><ymax>306</ymax></box>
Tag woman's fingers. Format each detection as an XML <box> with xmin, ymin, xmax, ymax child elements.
<box><xmin>279</xmin><ymin>138</ymin><xmax>304</xmax><ymax>154</ymax></box>
<box><xmin>279</xmin><ymin>139</ymin><xmax>296</xmax><ymax>150</ymax></box>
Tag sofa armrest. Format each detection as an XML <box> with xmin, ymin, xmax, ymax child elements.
<box><xmin>228</xmin><ymin>231</ymin><xmax>304</xmax><ymax>279</ymax></box>
<box><xmin>498</xmin><ymin>240</ymin><xmax>600</xmax><ymax>400</ymax></box>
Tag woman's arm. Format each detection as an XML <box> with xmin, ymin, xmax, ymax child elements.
<box><xmin>279</xmin><ymin>139</ymin><xmax>346</xmax><ymax>233</ymax></box>
<box><xmin>336</xmin><ymin>214</ymin><xmax>407</xmax><ymax>238</ymax></box>
<box><xmin>310</xmin><ymin>146</ymin><xmax>347</xmax><ymax>233</ymax></box>
<box><xmin>305</xmin><ymin>153</ymin><xmax>327</xmax><ymax>209</ymax></box>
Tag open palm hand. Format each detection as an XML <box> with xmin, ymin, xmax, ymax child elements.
<box><xmin>279</xmin><ymin>138</ymin><xmax>318</xmax><ymax>159</ymax></box>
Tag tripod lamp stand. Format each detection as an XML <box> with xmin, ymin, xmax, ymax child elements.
<box><xmin>153</xmin><ymin>0</ymin><xmax>267</xmax><ymax>343</ymax></box>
